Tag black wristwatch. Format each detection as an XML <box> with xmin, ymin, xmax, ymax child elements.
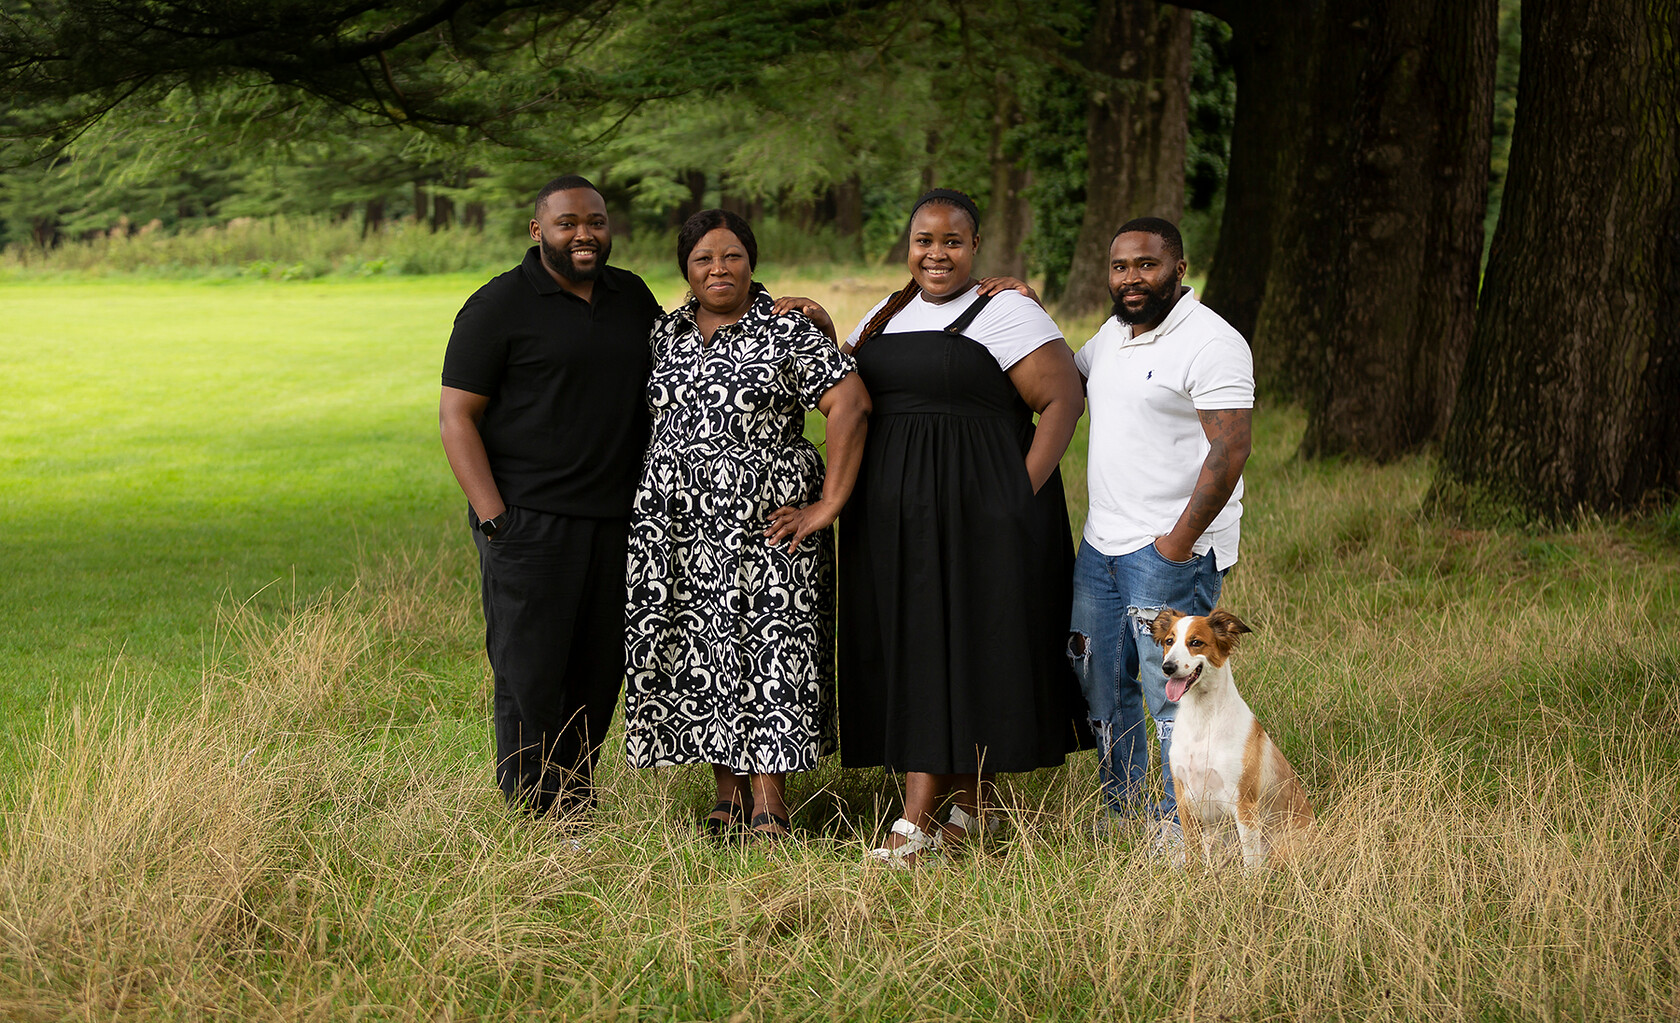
<box><xmin>477</xmin><ymin>511</ymin><xmax>508</xmax><ymax>539</ymax></box>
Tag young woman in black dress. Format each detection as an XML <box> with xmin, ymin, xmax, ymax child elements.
<box><xmin>839</xmin><ymin>190</ymin><xmax>1088</xmax><ymax>865</ymax></box>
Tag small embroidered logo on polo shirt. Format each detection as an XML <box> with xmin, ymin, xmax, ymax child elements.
<box><xmin>1146</xmin><ymin>370</ymin><xmax>1153</xmax><ymax>380</ymax></box>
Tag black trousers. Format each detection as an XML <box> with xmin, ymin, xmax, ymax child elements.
<box><xmin>472</xmin><ymin>506</ymin><xmax>628</xmax><ymax>815</ymax></box>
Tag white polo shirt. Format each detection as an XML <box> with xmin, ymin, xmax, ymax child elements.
<box><xmin>1074</xmin><ymin>288</ymin><xmax>1254</xmax><ymax>569</ymax></box>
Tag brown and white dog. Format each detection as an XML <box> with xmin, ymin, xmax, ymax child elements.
<box><xmin>1151</xmin><ymin>608</ymin><xmax>1312</xmax><ymax>868</ymax></box>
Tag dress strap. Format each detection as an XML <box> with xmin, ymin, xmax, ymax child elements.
<box><xmin>943</xmin><ymin>292</ymin><xmax>994</xmax><ymax>336</ymax></box>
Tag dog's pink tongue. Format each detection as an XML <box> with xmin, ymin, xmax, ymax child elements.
<box><xmin>1165</xmin><ymin>677</ymin><xmax>1189</xmax><ymax>703</ymax></box>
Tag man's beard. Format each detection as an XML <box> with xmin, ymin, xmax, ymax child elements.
<box><xmin>1112</xmin><ymin>274</ymin><xmax>1182</xmax><ymax>326</ymax></box>
<box><xmin>542</xmin><ymin>235</ymin><xmax>611</xmax><ymax>282</ymax></box>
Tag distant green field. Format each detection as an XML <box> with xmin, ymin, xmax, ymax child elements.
<box><xmin>2</xmin><ymin>277</ymin><xmax>476</xmax><ymax>751</ymax></box>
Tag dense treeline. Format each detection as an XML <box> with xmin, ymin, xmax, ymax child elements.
<box><xmin>3</xmin><ymin>0</ymin><xmax>1674</xmax><ymax>523</ymax></box>
<box><xmin>0</xmin><ymin>3</ymin><xmax>1233</xmax><ymax>293</ymax></box>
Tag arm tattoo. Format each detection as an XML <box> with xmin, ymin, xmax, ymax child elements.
<box><xmin>1179</xmin><ymin>409</ymin><xmax>1253</xmax><ymax>538</ymax></box>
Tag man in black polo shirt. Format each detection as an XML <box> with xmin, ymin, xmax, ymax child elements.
<box><xmin>440</xmin><ymin>175</ymin><xmax>660</xmax><ymax>816</ymax></box>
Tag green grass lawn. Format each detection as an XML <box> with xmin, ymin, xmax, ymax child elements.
<box><xmin>2</xmin><ymin>277</ymin><xmax>481</xmax><ymax>754</ymax></box>
<box><xmin>3</xmin><ymin>273</ymin><xmax>1677</xmax><ymax>1021</ymax></box>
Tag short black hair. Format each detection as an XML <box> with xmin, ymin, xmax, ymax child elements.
<box><xmin>534</xmin><ymin>175</ymin><xmax>601</xmax><ymax>216</ymax></box>
<box><xmin>1112</xmin><ymin>216</ymin><xmax>1185</xmax><ymax>262</ymax></box>
<box><xmin>676</xmin><ymin>208</ymin><xmax>758</xmax><ymax>276</ymax></box>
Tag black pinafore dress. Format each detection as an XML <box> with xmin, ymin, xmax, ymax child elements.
<box><xmin>838</xmin><ymin>296</ymin><xmax>1089</xmax><ymax>774</ymax></box>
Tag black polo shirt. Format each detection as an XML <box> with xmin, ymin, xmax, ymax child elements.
<box><xmin>442</xmin><ymin>246</ymin><xmax>660</xmax><ymax>518</ymax></box>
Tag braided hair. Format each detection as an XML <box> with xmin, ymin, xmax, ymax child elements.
<box><xmin>853</xmin><ymin>189</ymin><xmax>982</xmax><ymax>349</ymax></box>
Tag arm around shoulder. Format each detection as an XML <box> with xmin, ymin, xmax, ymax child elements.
<box><xmin>770</xmin><ymin>295</ymin><xmax>838</xmax><ymax>343</ymax></box>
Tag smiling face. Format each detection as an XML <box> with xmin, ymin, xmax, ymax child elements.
<box><xmin>685</xmin><ymin>226</ymin><xmax>754</xmax><ymax>320</ymax></box>
<box><xmin>1108</xmin><ymin>230</ymin><xmax>1186</xmax><ymax>331</ymax></box>
<box><xmin>530</xmin><ymin>187</ymin><xmax>611</xmax><ymax>285</ymax></box>
<box><xmin>907</xmin><ymin>202</ymin><xmax>979</xmax><ymax>302</ymax></box>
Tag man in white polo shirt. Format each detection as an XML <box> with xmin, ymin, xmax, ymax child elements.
<box><xmin>1068</xmin><ymin>216</ymin><xmax>1254</xmax><ymax>840</ymax></box>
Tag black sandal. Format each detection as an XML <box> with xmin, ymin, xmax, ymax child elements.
<box><xmin>702</xmin><ymin>798</ymin><xmax>750</xmax><ymax>840</ymax></box>
<box><xmin>748</xmin><ymin>811</ymin><xmax>792</xmax><ymax>842</ymax></box>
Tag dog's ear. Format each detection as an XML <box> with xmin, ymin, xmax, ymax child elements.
<box><xmin>1206</xmin><ymin>609</ymin><xmax>1253</xmax><ymax>651</ymax></box>
<box><xmin>1149</xmin><ymin>608</ymin><xmax>1183</xmax><ymax>645</ymax></box>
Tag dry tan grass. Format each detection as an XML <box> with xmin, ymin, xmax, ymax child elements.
<box><xmin>5</xmin><ymin>405</ymin><xmax>1678</xmax><ymax>1020</ymax></box>
<box><xmin>4</xmin><ymin>543</ymin><xmax>1677</xmax><ymax>1021</ymax></box>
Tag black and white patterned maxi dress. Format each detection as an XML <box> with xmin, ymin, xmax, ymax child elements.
<box><xmin>624</xmin><ymin>285</ymin><xmax>856</xmax><ymax>774</ymax></box>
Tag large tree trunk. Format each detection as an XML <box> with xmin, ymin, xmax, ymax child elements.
<box><xmin>1299</xmin><ymin>0</ymin><xmax>1497</xmax><ymax>459</ymax></box>
<box><xmin>1246</xmin><ymin>3</ymin><xmax>1371</xmax><ymax>403</ymax></box>
<box><xmin>1059</xmin><ymin>1</ymin><xmax>1193</xmax><ymax>319</ymax></box>
<box><xmin>1196</xmin><ymin>4</ymin><xmax>1310</xmax><ymax>343</ymax></box>
<box><xmin>978</xmin><ymin>73</ymin><xmax>1032</xmax><ymax>280</ymax></box>
<box><xmin>1180</xmin><ymin>0</ymin><xmax>1494</xmax><ymax>461</ymax></box>
<box><xmin>1432</xmin><ymin>0</ymin><xmax>1680</xmax><ymax>520</ymax></box>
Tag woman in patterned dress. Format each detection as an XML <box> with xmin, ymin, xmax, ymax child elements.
<box><xmin>624</xmin><ymin>209</ymin><xmax>870</xmax><ymax>840</ymax></box>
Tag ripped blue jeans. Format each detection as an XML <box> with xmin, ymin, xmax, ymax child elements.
<box><xmin>1067</xmin><ymin>538</ymin><xmax>1226</xmax><ymax>820</ymax></box>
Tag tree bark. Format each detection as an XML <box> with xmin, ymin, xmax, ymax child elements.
<box><xmin>1059</xmin><ymin>0</ymin><xmax>1193</xmax><ymax>319</ymax></box>
<box><xmin>1195</xmin><ymin>4</ymin><xmax>1309</xmax><ymax>342</ymax></box>
<box><xmin>1246</xmin><ymin>2</ymin><xmax>1370</xmax><ymax>404</ymax></box>
<box><xmin>361</xmin><ymin>197</ymin><xmax>385</xmax><ymax>237</ymax></box>
<box><xmin>1299</xmin><ymin>0</ymin><xmax>1497</xmax><ymax>459</ymax></box>
<box><xmin>430</xmin><ymin>192</ymin><xmax>454</xmax><ymax>232</ymax></box>
<box><xmin>673</xmin><ymin>170</ymin><xmax>706</xmax><ymax>227</ymax></box>
<box><xmin>833</xmin><ymin>175</ymin><xmax>864</xmax><ymax>259</ymax></box>
<box><xmin>1228</xmin><ymin>0</ymin><xmax>1494</xmax><ymax>463</ymax></box>
<box><xmin>717</xmin><ymin>187</ymin><xmax>763</xmax><ymax>223</ymax></box>
<box><xmin>977</xmin><ymin>72</ymin><xmax>1032</xmax><ymax>279</ymax></box>
<box><xmin>1433</xmin><ymin>0</ymin><xmax>1680</xmax><ymax>520</ymax></box>
<box><xmin>30</xmin><ymin>215</ymin><xmax>58</xmax><ymax>249</ymax></box>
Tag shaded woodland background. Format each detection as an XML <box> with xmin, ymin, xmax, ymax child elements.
<box><xmin>2</xmin><ymin>0</ymin><xmax>1675</xmax><ymax>525</ymax></box>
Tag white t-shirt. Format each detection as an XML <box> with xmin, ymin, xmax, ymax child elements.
<box><xmin>846</xmin><ymin>285</ymin><xmax>1062</xmax><ymax>370</ymax></box>
<box><xmin>1074</xmin><ymin>288</ymin><xmax>1254</xmax><ymax>569</ymax></box>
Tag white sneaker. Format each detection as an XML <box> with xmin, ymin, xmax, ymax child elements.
<box><xmin>1147</xmin><ymin>818</ymin><xmax>1185</xmax><ymax>861</ymax></box>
